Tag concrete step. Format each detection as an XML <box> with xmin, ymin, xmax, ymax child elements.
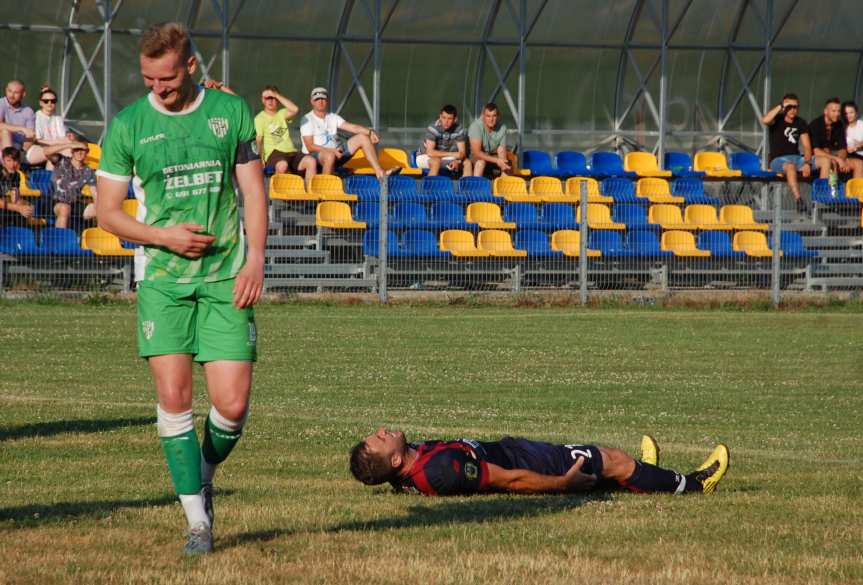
<box><xmin>264</xmin><ymin>263</ymin><xmax>366</xmax><ymax>276</ymax></box>
<box><xmin>264</xmin><ymin>277</ymin><xmax>376</xmax><ymax>290</ymax></box>
<box><xmin>811</xmin><ymin>263</ymin><xmax>863</xmax><ymax>275</ymax></box>
<box><xmin>807</xmin><ymin>276</ymin><xmax>863</xmax><ymax>289</ymax></box>
<box><xmin>266</xmin><ymin>235</ymin><xmax>318</xmax><ymax>247</ymax></box>
<box><xmin>813</xmin><ymin>249</ymin><xmax>863</xmax><ymax>259</ymax></box>
<box><xmin>265</xmin><ymin>249</ymin><xmax>329</xmax><ymax>261</ymax></box>
<box><xmin>803</xmin><ymin>236</ymin><xmax>863</xmax><ymax>248</ymax></box>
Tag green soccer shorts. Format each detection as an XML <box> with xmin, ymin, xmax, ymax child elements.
<box><xmin>136</xmin><ymin>278</ymin><xmax>257</xmax><ymax>362</ymax></box>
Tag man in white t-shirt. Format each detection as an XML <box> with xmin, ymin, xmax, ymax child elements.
<box><xmin>27</xmin><ymin>87</ymin><xmax>80</xmax><ymax>167</ymax></box>
<box><xmin>300</xmin><ymin>87</ymin><xmax>397</xmax><ymax>178</ymax></box>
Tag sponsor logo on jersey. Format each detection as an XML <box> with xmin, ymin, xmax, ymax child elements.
<box><xmin>139</xmin><ymin>133</ymin><xmax>166</xmax><ymax>145</ymax></box>
<box><xmin>142</xmin><ymin>320</ymin><xmax>155</xmax><ymax>340</ymax></box>
<box><xmin>209</xmin><ymin>117</ymin><xmax>229</xmax><ymax>138</ymax></box>
<box><xmin>464</xmin><ymin>462</ymin><xmax>478</xmax><ymax>480</ymax></box>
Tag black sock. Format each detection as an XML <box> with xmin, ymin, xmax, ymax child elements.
<box><xmin>622</xmin><ymin>461</ymin><xmax>695</xmax><ymax>494</ymax></box>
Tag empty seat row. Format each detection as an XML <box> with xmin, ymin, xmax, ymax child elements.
<box><xmin>494</xmin><ymin>176</ymin><xmax>720</xmax><ymax>206</ymax></box>
<box><xmin>0</xmin><ymin>226</ymin><xmax>133</xmax><ymax>256</ymax></box>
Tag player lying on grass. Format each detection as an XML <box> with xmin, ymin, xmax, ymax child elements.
<box><xmin>350</xmin><ymin>430</ymin><xmax>729</xmax><ymax>496</ymax></box>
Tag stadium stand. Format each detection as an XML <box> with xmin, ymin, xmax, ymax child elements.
<box><xmin>693</xmin><ymin>151</ymin><xmax>743</xmax><ymax>178</ymax></box>
<box><xmin>315</xmin><ymin>201</ymin><xmax>366</xmax><ymax>229</ymax></box>
<box><xmin>624</xmin><ymin>152</ymin><xmax>671</xmax><ymax>177</ymax></box>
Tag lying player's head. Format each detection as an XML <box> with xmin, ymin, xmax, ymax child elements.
<box><xmin>138</xmin><ymin>22</ymin><xmax>197</xmax><ymax>110</ymax></box>
<box><xmin>349</xmin><ymin>427</ymin><xmax>407</xmax><ymax>485</ymax></box>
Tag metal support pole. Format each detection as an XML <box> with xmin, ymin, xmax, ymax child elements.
<box><xmin>657</xmin><ymin>0</ymin><xmax>668</xmax><ymax>162</ymax></box>
<box><xmin>762</xmin><ymin>0</ymin><xmax>773</xmax><ymax>168</ymax></box>
<box><xmin>378</xmin><ymin>176</ymin><xmax>388</xmax><ymax>304</ymax></box>
<box><xmin>771</xmin><ymin>183</ymin><xmax>781</xmax><ymax>308</ymax></box>
<box><xmin>579</xmin><ymin>180</ymin><xmax>588</xmax><ymax>305</ymax></box>
<box><xmin>516</xmin><ymin>0</ymin><xmax>527</xmax><ymax>154</ymax></box>
<box><xmin>102</xmin><ymin>0</ymin><xmax>112</xmax><ymax>134</ymax></box>
<box><xmin>221</xmin><ymin>0</ymin><xmax>229</xmax><ymax>85</ymax></box>
<box><xmin>372</xmin><ymin>0</ymin><xmax>381</xmax><ymax>130</ymax></box>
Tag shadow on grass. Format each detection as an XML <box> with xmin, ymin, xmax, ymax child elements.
<box><xmin>0</xmin><ymin>416</ymin><xmax>155</xmax><ymax>442</ymax></box>
<box><xmin>0</xmin><ymin>490</ymin><xmax>234</xmax><ymax>526</ymax></box>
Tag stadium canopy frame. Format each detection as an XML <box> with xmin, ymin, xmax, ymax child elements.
<box><xmin>1</xmin><ymin>0</ymin><xmax>861</xmax><ymax>163</ymax></box>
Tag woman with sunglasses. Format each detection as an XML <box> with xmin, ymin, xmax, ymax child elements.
<box><xmin>25</xmin><ymin>87</ymin><xmax>80</xmax><ymax>168</ymax></box>
<box><xmin>842</xmin><ymin>101</ymin><xmax>863</xmax><ymax>163</ymax></box>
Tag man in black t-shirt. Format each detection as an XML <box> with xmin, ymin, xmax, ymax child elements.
<box><xmin>809</xmin><ymin>97</ymin><xmax>862</xmax><ymax>179</ymax></box>
<box><xmin>350</xmin><ymin>427</ymin><xmax>729</xmax><ymax>497</ymax></box>
<box><xmin>762</xmin><ymin>93</ymin><xmax>812</xmax><ymax>212</ymax></box>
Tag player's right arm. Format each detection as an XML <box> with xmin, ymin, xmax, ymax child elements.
<box><xmin>486</xmin><ymin>458</ymin><xmax>596</xmax><ymax>494</ymax></box>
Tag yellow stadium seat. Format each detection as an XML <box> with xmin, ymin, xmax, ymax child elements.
<box><xmin>720</xmin><ymin>205</ymin><xmax>768</xmax><ymax>231</ymax></box>
<box><xmin>122</xmin><ymin>198</ymin><xmax>138</xmax><ymax>218</ymax></box>
<box><xmin>270</xmin><ymin>173</ymin><xmax>317</xmax><ymax>201</ymax></box>
<box><xmin>315</xmin><ymin>201</ymin><xmax>366</xmax><ymax>229</ymax></box>
<box><xmin>661</xmin><ymin>230</ymin><xmax>710</xmax><ymax>257</ymax></box>
<box><xmin>845</xmin><ymin>178</ymin><xmax>863</xmax><ymax>202</ymax></box>
<box><xmin>439</xmin><ymin>229</ymin><xmax>490</xmax><ymax>257</ymax></box>
<box><xmin>82</xmin><ymin>184</ymin><xmax>94</xmax><ymax>198</ymax></box>
<box><xmin>625</xmin><ymin>152</ymin><xmax>671</xmax><ymax>177</ymax></box>
<box><xmin>16</xmin><ymin>171</ymin><xmax>41</xmax><ymax>198</ymax></box>
<box><xmin>693</xmin><ymin>151</ymin><xmax>742</xmax><ymax>178</ymax></box>
<box><xmin>733</xmin><ymin>231</ymin><xmax>779</xmax><ymax>257</ymax></box>
<box><xmin>85</xmin><ymin>142</ymin><xmax>101</xmax><ymax>169</ymax></box>
<box><xmin>343</xmin><ymin>148</ymin><xmax>422</xmax><ymax>176</ymax></box>
<box><xmin>550</xmin><ymin>230</ymin><xmax>601</xmax><ymax>257</ymax></box>
<box><xmin>685</xmin><ymin>204</ymin><xmax>732</xmax><ymax>230</ymax></box>
<box><xmin>649</xmin><ymin>204</ymin><xmax>692</xmax><ymax>230</ymax></box>
<box><xmin>308</xmin><ymin>174</ymin><xmax>357</xmax><ymax>202</ymax></box>
<box><xmin>81</xmin><ymin>227</ymin><xmax>134</xmax><ymax>256</ymax></box>
<box><xmin>529</xmin><ymin>176</ymin><xmax>566</xmax><ymax>202</ymax></box>
<box><xmin>477</xmin><ymin>230</ymin><xmax>527</xmax><ymax>257</ymax></box>
<box><xmin>466</xmin><ymin>202</ymin><xmax>516</xmax><ymax>229</ymax></box>
<box><xmin>506</xmin><ymin>151</ymin><xmax>531</xmax><ymax>177</ymax></box>
<box><xmin>564</xmin><ymin>177</ymin><xmax>613</xmax><ymax>203</ymax></box>
<box><xmin>493</xmin><ymin>176</ymin><xmax>537</xmax><ymax>202</ymax></box>
<box><xmin>577</xmin><ymin>203</ymin><xmax>625</xmax><ymax>230</ymax></box>
<box><xmin>636</xmin><ymin>178</ymin><xmax>684</xmax><ymax>204</ymax></box>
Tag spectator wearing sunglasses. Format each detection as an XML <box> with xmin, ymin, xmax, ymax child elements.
<box><xmin>762</xmin><ymin>93</ymin><xmax>812</xmax><ymax>212</ymax></box>
<box><xmin>26</xmin><ymin>87</ymin><xmax>81</xmax><ymax>168</ymax></box>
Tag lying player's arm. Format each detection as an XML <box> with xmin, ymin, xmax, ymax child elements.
<box><xmin>96</xmin><ymin>176</ymin><xmax>215</xmax><ymax>256</ymax></box>
<box><xmin>233</xmin><ymin>158</ymin><xmax>267</xmax><ymax>308</ymax></box>
<box><xmin>485</xmin><ymin>458</ymin><xmax>596</xmax><ymax>494</ymax></box>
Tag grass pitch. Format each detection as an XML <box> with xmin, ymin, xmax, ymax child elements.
<box><xmin>1</xmin><ymin>300</ymin><xmax>861</xmax><ymax>584</ymax></box>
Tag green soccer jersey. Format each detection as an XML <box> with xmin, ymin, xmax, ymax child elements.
<box><xmin>98</xmin><ymin>89</ymin><xmax>256</xmax><ymax>283</ymax></box>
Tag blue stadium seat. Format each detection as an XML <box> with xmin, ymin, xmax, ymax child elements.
<box><xmin>514</xmin><ymin>229</ymin><xmax>562</xmax><ymax>257</ymax></box>
<box><xmin>769</xmin><ymin>231</ymin><xmax>818</xmax><ymax>258</ymax></box>
<box><xmin>41</xmin><ymin>227</ymin><xmax>90</xmax><ymax>255</ymax></box>
<box><xmin>588</xmin><ymin>230</ymin><xmax>625</xmax><ymax>256</ymax></box>
<box><xmin>624</xmin><ymin>230</ymin><xmax>672</xmax><ymax>257</ymax></box>
<box><xmin>345</xmin><ymin>175</ymin><xmax>380</xmax><ymax>195</ymax></box>
<box><xmin>263</xmin><ymin>165</ymin><xmax>276</xmax><ymax>176</ymax></box>
<box><xmin>555</xmin><ymin>151</ymin><xmax>594</xmax><ymax>177</ymax></box>
<box><xmin>670</xmin><ymin>178</ymin><xmax>721</xmax><ymax>205</ymax></box>
<box><xmin>664</xmin><ymin>151</ymin><xmax>706</xmax><ymax>178</ymax></box>
<box><xmin>589</xmin><ymin>152</ymin><xmax>637</xmax><ymax>178</ymax></box>
<box><xmin>389</xmin><ymin>202</ymin><xmax>428</xmax><ymax>228</ymax></box>
<box><xmin>601</xmin><ymin>178</ymin><xmax>639</xmax><ymax>203</ymax></box>
<box><xmin>539</xmin><ymin>203</ymin><xmax>579</xmax><ymax>230</ymax></box>
<box><xmin>522</xmin><ymin>150</ymin><xmax>561</xmax><ymax>177</ymax></box>
<box><xmin>457</xmin><ymin>176</ymin><xmax>496</xmax><ymax>202</ymax></box>
<box><xmin>0</xmin><ymin>227</ymin><xmax>40</xmax><ymax>254</ymax></box>
<box><xmin>612</xmin><ymin>204</ymin><xmax>659</xmax><ymax>231</ymax></box>
<box><xmin>28</xmin><ymin>168</ymin><xmax>54</xmax><ymax>194</ymax></box>
<box><xmin>354</xmin><ymin>202</ymin><xmax>381</xmax><ymax>227</ymax></box>
<box><xmin>355</xmin><ymin>187</ymin><xmax>381</xmax><ymax>201</ymax></box>
<box><xmin>388</xmin><ymin>175</ymin><xmax>420</xmax><ymax>201</ymax></box>
<box><xmin>696</xmin><ymin>231</ymin><xmax>744</xmax><ymax>258</ymax></box>
<box><xmin>811</xmin><ymin>178</ymin><xmax>855</xmax><ymax>204</ymax></box>
<box><xmin>729</xmin><ymin>152</ymin><xmax>776</xmax><ymax>178</ymax></box>
<box><xmin>402</xmin><ymin>229</ymin><xmax>445</xmax><ymax>257</ymax></box>
<box><xmin>429</xmin><ymin>202</ymin><xmax>472</xmax><ymax>230</ymax></box>
<box><xmin>420</xmin><ymin>175</ymin><xmax>464</xmax><ymax>202</ymax></box>
<box><xmin>503</xmin><ymin>203</ymin><xmax>543</xmax><ymax>229</ymax></box>
<box><xmin>363</xmin><ymin>229</ymin><xmax>401</xmax><ymax>257</ymax></box>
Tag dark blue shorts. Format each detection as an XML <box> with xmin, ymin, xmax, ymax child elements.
<box><xmin>481</xmin><ymin>437</ymin><xmax>604</xmax><ymax>477</ymax></box>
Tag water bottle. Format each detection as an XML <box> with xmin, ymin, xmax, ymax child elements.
<box><xmin>828</xmin><ymin>170</ymin><xmax>838</xmax><ymax>198</ymax></box>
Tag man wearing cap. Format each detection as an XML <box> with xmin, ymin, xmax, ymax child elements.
<box><xmin>300</xmin><ymin>87</ymin><xmax>398</xmax><ymax>179</ymax></box>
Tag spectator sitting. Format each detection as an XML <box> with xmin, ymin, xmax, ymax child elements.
<box><xmin>255</xmin><ymin>85</ymin><xmax>316</xmax><ymax>182</ymax></box>
<box><xmin>0</xmin><ymin>146</ymin><xmax>34</xmax><ymax>226</ymax></box>
<box><xmin>809</xmin><ymin>97</ymin><xmax>862</xmax><ymax>179</ymax></box>
<box><xmin>25</xmin><ymin>87</ymin><xmax>81</xmax><ymax>168</ymax></box>
<box><xmin>52</xmin><ymin>143</ymin><xmax>97</xmax><ymax>230</ymax></box>
<box><xmin>469</xmin><ymin>102</ymin><xmax>511</xmax><ymax>178</ymax></box>
<box><xmin>300</xmin><ymin>87</ymin><xmax>399</xmax><ymax>179</ymax></box>
<box><xmin>0</xmin><ymin>80</ymin><xmax>36</xmax><ymax>155</ymax></box>
<box><xmin>761</xmin><ymin>92</ymin><xmax>812</xmax><ymax>212</ymax></box>
<box><xmin>842</xmin><ymin>101</ymin><xmax>863</xmax><ymax>167</ymax></box>
<box><xmin>417</xmin><ymin>104</ymin><xmax>472</xmax><ymax>177</ymax></box>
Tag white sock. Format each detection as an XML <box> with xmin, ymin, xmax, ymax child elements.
<box><xmin>179</xmin><ymin>493</ymin><xmax>210</xmax><ymax>529</ymax></box>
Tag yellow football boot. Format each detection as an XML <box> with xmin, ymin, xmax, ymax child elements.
<box><xmin>693</xmin><ymin>443</ymin><xmax>730</xmax><ymax>494</ymax></box>
<box><xmin>640</xmin><ymin>434</ymin><xmax>660</xmax><ymax>466</ymax></box>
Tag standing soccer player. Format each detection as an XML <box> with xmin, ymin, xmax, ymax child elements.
<box><xmin>96</xmin><ymin>22</ymin><xmax>267</xmax><ymax>555</ymax></box>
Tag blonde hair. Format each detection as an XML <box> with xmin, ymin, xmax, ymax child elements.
<box><xmin>138</xmin><ymin>22</ymin><xmax>192</xmax><ymax>60</ymax></box>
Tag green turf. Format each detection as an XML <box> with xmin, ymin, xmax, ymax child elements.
<box><xmin>1</xmin><ymin>302</ymin><xmax>861</xmax><ymax>584</ymax></box>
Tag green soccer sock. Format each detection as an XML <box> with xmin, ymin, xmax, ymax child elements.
<box><xmin>160</xmin><ymin>429</ymin><xmax>203</xmax><ymax>495</ymax></box>
<box><xmin>201</xmin><ymin>407</ymin><xmax>246</xmax><ymax>468</ymax></box>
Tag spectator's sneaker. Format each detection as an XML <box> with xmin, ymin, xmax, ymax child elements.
<box><xmin>201</xmin><ymin>483</ymin><xmax>214</xmax><ymax>529</ymax></box>
<box><xmin>183</xmin><ymin>522</ymin><xmax>213</xmax><ymax>556</ymax></box>
<box><xmin>692</xmin><ymin>443</ymin><xmax>729</xmax><ymax>494</ymax></box>
<box><xmin>640</xmin><ymin>435</ymin><xmax>660</xmax><ymax>466</ymax></box>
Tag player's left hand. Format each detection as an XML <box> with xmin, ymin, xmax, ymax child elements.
<box><xmin>562</xmin><ymin>457</ymin><xmax>597</xmax><ymax>492</ymax></box>
<box><xmin>233</xmin><ymin>256</ymin><xmax>264</xmax><ymax>309</ymax></box>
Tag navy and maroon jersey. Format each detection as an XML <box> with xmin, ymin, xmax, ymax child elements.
<box><xmin>394</xmin><ymin>437</ymin><xmax>603</xmax><ymax>496</ymax></box>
